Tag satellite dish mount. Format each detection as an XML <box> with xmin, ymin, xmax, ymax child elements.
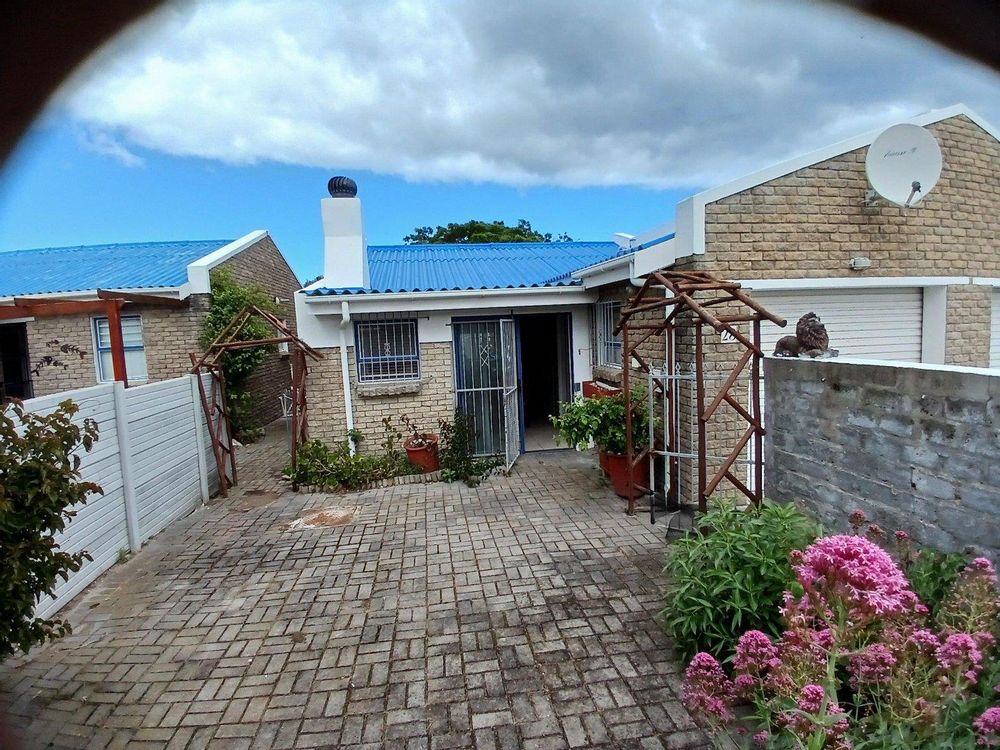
<box><xmin>863</xmin><ymin>124</ymin><xmax>942</xmax><ymax>209</ymax></box>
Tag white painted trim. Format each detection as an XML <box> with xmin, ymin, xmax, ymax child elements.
<box><xmin>571</xmin><ymin>254</ymin><xmax>631</xmax><ymax>280</ymax></box>
<box><xmin>741</xmin><ymin>276</ymin><xmax>969</xmax><ymax>292</ymax></box>
<box><xmin>186</xmin><ymin>230</ymin><xmax>268</xmax><ymax>294</ymax></box>
<box><xmin>0</xmin><ymin>316</ymin><xmax>35</xmax><ymax>324</ymax></box>
<box><xmin>674</xmin><ymin>104</ymin><xmax>998</xmax><ymax>258</ymax></box>
<box><xmin>0</xmin><ymin>287</ymin><xmax>184</xmax><ymax>304</ymax></box>
<box><xmin>921</xmin><ymin>286</ymin><xmax>947</xmax><ymax>365</ymax></box>
<box><xmin>972</xmin><ymin>278</ymin><xmax>1000</xmax><ymax>287</ymax></box>
<box><xmin>811</xmin><ymin>356</ymin><xmax>1000</xmax><ymax>378</ymax></box>
<box><xmin>305</xmin><ymin>285</ymin><xmax>596</xmax><ymax>314</ymax></box>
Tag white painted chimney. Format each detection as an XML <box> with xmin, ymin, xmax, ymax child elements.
<box><xmin>322</xmin><ymin>176</ymin><xmax>369</xmax><ymax>288</ymax></box>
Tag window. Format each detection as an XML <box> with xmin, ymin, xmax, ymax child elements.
<box><xmin>596</xmin><ymin>301</ymin><xmax>623</xmax><ymax>368</ymax></box>
<box><xmin>93</xmin><ymin>315</ymin><xmax>148</xmax><ymax>382</ymax></box>
<box><xmin>355</xmin><ymin>318</ymin><xmax>420</xmax><ymax>382</ymax></box>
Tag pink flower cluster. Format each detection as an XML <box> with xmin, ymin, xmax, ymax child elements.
<box><xmin>936</xmin><ymin>633</ymin><xmax>984</xmax><ymax>683</ymax></box>
<box><xmin>683</xmin><ymin>652</ymin><xmax>734</xmax><ymax>724</ymax></box>
<box><xmin>792</xmin><ymin>534</ymin><xmax>918</xmax><ymax>620</ymax></box>
<box><xmin>849</xmin><ymin>643</ymin><xmax>896</xmax><ymax>688</ymax></box>
<box><xmin>776</xmin><ymin>684</ymin><xmax>852</xmax><ymax>749</ymax></box>
<box><xmin>734</xmin><ymin>630</ymin><xmax>780</xmax><ymax>673</ymax></box>
<box><xmin>975</xmin><ymin>706</ymin><xmax>1000</xmax><ymax>747</ymax></box>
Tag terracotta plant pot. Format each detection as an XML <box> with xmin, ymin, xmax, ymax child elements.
<box><xmin>404</xmin><ymin>433</ymin><xmax>440</xmax><ymax>473</ymax></box>
<box><xmin>603</xmin><ymin>451</ymin><xmax>650</xmax><ymax>499</ymax></box>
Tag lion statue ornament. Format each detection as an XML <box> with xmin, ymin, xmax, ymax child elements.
<box><xmin>773</xmin><ymin>312</ymin><xmax>833</xmax><ymax>358</ymax></box>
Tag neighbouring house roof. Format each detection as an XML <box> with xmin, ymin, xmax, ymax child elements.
<box><xmin>305</xmin><ymin>241</ymin><xmax>624</xmax><ymax>296</ymax></box>
<box><xmin>0</xmin><ymin>239</ymin><xmax>235</xmax><ymax>297</ymax></box>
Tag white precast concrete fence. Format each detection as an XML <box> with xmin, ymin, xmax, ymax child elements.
<box><xmin>17</xmin><ymin>374</ymin><xmax>221</xmax><ymax>618</ymax></box>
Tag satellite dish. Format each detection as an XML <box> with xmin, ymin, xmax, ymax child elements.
<box><xmin>865</xmin><ymin>124</ymin><xmax>942</xmax><ymax>208</ymax></box>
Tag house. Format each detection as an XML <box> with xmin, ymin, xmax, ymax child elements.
<box><xmin>296</xmin><ymin>103</ymin><xmax>999</xmax><ymax>501</ymax></box>
<box><xmin>0</xmin><ymin>230</ymin><xmax>300</xmax><ymax>427</ymax></box>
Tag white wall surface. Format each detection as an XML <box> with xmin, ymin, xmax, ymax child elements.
<box><xmin>17</xmin><ymin>374</ymin><xmax>217</xmax><ymax>619</ymax></box>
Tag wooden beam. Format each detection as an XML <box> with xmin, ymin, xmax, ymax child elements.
<box><xmin>2</xmin><ymin>299</ymin><xmax>116</xmax><ymax>318</ymax></box>
<box><xmin>97</xmin><ymin>289</ymin><xmax>189</xmax><ymax>308</ymax></box>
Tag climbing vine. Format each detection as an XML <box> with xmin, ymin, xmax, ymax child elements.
<box><xmin>199</xmin><ymin>268</ymin><xmax>279</xmax><ymax>442</ymax></box>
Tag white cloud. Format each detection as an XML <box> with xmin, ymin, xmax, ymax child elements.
<box><xmin>54</xmin><ymin>0</ymin><xmax>1000</xmax><ymax>189</ymax></box>
<box><xmin>76</xmin><ymin>129</ymin><xmax>145</xmax><ymax>168</ymax></box>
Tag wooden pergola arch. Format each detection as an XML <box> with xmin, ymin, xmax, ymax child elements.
<box><xmin>190</xmin><ymin>305</ymin><xmax>322</xmax><ymax>497</ymax></box>
<box><xmin>616</xmin><ymin>271</ymin><xmax>786</xmax><ymax>516</ymax></box>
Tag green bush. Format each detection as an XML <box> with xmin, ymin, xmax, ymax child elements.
<box><xmin>661</xmin><ymin>501</ymin><xmax>819</xmax><ymax>662</ymax></box>
<box><xmin>438</xmin><ymin>411</ymin><xmax>501</xmax><ymax>486</ymax></box>
<box><xmin>1</xmin><ymin>400</ymin><xmax>101</xmax><ymax>658</ymax></box>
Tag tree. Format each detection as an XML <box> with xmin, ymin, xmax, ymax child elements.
<box><xmin>1</xmin><ymin>399</ymin><xmax>100</xmax><ymax>658</ymax></box>
<box><xmin>403</xmin><ymin>219</ymin><xmax>572</xmax><ymax>245</ymax></box>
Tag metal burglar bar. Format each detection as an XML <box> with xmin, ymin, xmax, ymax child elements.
<box><xmin>355</xmin><ymin>318</ymin><xmax>420</xmax><ymax>382</ymax></box>
<box><xmin>596</xmin><ymin>301</ymin><xmax>623</xmax><ymax>367</ymax></box>
<box><xmin>452</xmin><ymin>319</ymin><xmax>519</xmax><ymax>464</ymax></box>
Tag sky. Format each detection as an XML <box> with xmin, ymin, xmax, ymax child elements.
<box><xmin>0</xmin><ymin>0</ymin><xmax>998</xmax><ymax>282</ymax></box>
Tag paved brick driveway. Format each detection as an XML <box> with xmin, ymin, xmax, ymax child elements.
<box><xmin>1</xmin><ymin>440</ymin><xmax>709</xmax><ymax>749</ymax></box>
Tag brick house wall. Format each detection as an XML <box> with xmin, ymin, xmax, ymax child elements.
<box><xmin>306</xmin><ymin>341</ymin><xmax>455</xmax><ymax>452</ymax></box>
<box><xmin>218</xmin><ymin>235</ymin><xmax>300</xmax><ymax>428</ymax></box>
<box><xmin>24</xmin><ymin>235</ymin><xmax>300</xmax><ymax>430</ymax></box>
<box><xmin>670</xmin><ymin>114</ymin><xmax>1000</xmax><ymax>506</ymax></box>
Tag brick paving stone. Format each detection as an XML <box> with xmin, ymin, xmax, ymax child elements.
<box><xmin>0</xmin><ymin>432</ymin><xmax>709</xmax><ymax>749</ymax></box>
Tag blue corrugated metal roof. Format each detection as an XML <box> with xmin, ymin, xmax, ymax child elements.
<box><xmin>0</xmin><ymin>240</ymin><xmax>233</xmax><ymax>297</ymax></box>
<box><xmin>306</xmin><ymin>241</ymin><xmax>623</xmax><ymax>296</ymax></box>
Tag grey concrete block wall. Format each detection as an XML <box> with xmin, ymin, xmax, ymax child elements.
<box><xmin>764</xmin><ymin>357</ymin><xmax>1000</xmax><ymax>561</ymax></box>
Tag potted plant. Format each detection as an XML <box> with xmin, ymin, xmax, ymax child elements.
<box><xmin>400</xmin><ymin>415</ymin><xmax>440</xmax><ymax>473</ymax></box>
<box><xmin>590</xmin><ymin>392</ymin><xmax>651</xmax><ymax>500</ymax></box>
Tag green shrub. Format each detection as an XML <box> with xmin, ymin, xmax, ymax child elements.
<box><xmin>901</xmin><ymin>546</ymin><xmax>969</xmax><ymax>618</ymax></box>
<box><xmin>284</xmin><ymin>421</ymin><xmax>420</xmax><ymax>491</ymax></box>
<box><xmin>438</xmin><ymin>411</ymin><xmax>501</xmax><ymax>486</ymax></box>
<box><xmin>661</xmin><ymin>501</ymin><xmax>819</xmax><ymax>662</ymax></box>
<box><xmin>1</xmin><ymin>400</ymin><xmax>101</xmax><ymax>658</ymax></box>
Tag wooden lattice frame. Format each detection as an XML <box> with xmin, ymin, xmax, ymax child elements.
<box><xmin>617</xmin><ymin>271</ymin><xmax>786</xmax><ymax>515</ymax></box>
<box><xmin>190</xmin><ymin>305</ymin><xmax>322</xmax><ymax>496</ymax></box>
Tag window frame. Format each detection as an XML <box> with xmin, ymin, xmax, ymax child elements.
<box><xmin>354</xmin><ymin>318</ymin><xmax>421</xmax><ymax>383</ymax></box>
<box><xmin>595</xmin><ymin>300</ymin><xmax>624</xmax><ymax>368</ymax></box>
<box><xmin>92</xmin><ymin>314</ymin><xmax>149</xmax><ymax>383</ymax></box>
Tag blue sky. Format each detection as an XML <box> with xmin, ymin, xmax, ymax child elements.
<box><xmin>1</xmin><ymin>0</ymin><xmax>997</xmax><ymax>283</ymax></box>
<box><xmin>0</xmin><ymin>118</ymin><xmax>688</xmax><ymax>282</ymax></box>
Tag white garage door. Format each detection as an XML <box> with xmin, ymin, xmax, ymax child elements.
<box><xmin>755</xmin><ymin>287</ymin><xmax>924</xmax><ymax>362</ymax></box>
<box><xmin>991</xmin><ymin>291</ymin><xmax>1000</xmax><ymax>368</ymax></box>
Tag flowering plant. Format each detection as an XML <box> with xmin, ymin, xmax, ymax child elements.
<box><xmin>681</xmin><ymin>513</ymin><xmax>1000</xmax><ymax>749</ymax></box>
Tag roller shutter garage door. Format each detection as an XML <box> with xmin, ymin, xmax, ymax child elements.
<box><xmin>991</xmin><ymin>291</ymin><xmax>1000</xmax><ymax>368</ymax></box>
<box><xmin>755</xmin><ymin>287</ymin><xmax>924</xmax><ymax>362</ymax></box>
<box><xmin>746</xmin><ymin>287</ymin><xmax>923</xmax><ymax>491</ymax></box>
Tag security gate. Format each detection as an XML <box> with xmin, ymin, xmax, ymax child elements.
<box><xmin>453</xmin><ymin>318</ymin><xmax>521</xmax><ymax>468</ymax></box>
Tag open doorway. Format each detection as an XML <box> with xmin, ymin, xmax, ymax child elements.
<box><xmin>517</xmin><ymin>313</ymin><xmax>571</xmax><ymax>451</ymax></box>
<box><xmin>0</xmin><ymin>322</ymin><xmax>33</xmax><ymax>401</ymax></box>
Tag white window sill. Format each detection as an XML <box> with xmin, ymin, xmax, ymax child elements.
<box><xmin>356</xmin><ymin>379</ymin><xmax>423</xmax><ymax>398</ymax></box>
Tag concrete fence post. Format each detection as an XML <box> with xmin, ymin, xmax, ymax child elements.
<box><xmin>113</xmin><ymin>381</ymin><xmax>141</xmax><ymax>552</ymax></box>
<box><xmin>190</xmin><ymin>374</ymin><xmax>210</xmax><ymax>503</ymax></box>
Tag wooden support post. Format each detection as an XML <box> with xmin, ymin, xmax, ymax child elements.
<box><xmin>751</xmin><ymin>317</ymin><xmax>764</xmax><ymax>505</ymax></box>
<box><xmin>105</xmin><ymin>299</ymin><xmax>129</xmax><ymax>387</ymax></box>
<box><xmin>623</xmin><ymin>320</ymin><xmax>635</xmax><ymax>515</ymax></box>
<box><xmin>695</xmin><ymin>321</ymin><xmax>707</xmax><ymax>513</ymax></box>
